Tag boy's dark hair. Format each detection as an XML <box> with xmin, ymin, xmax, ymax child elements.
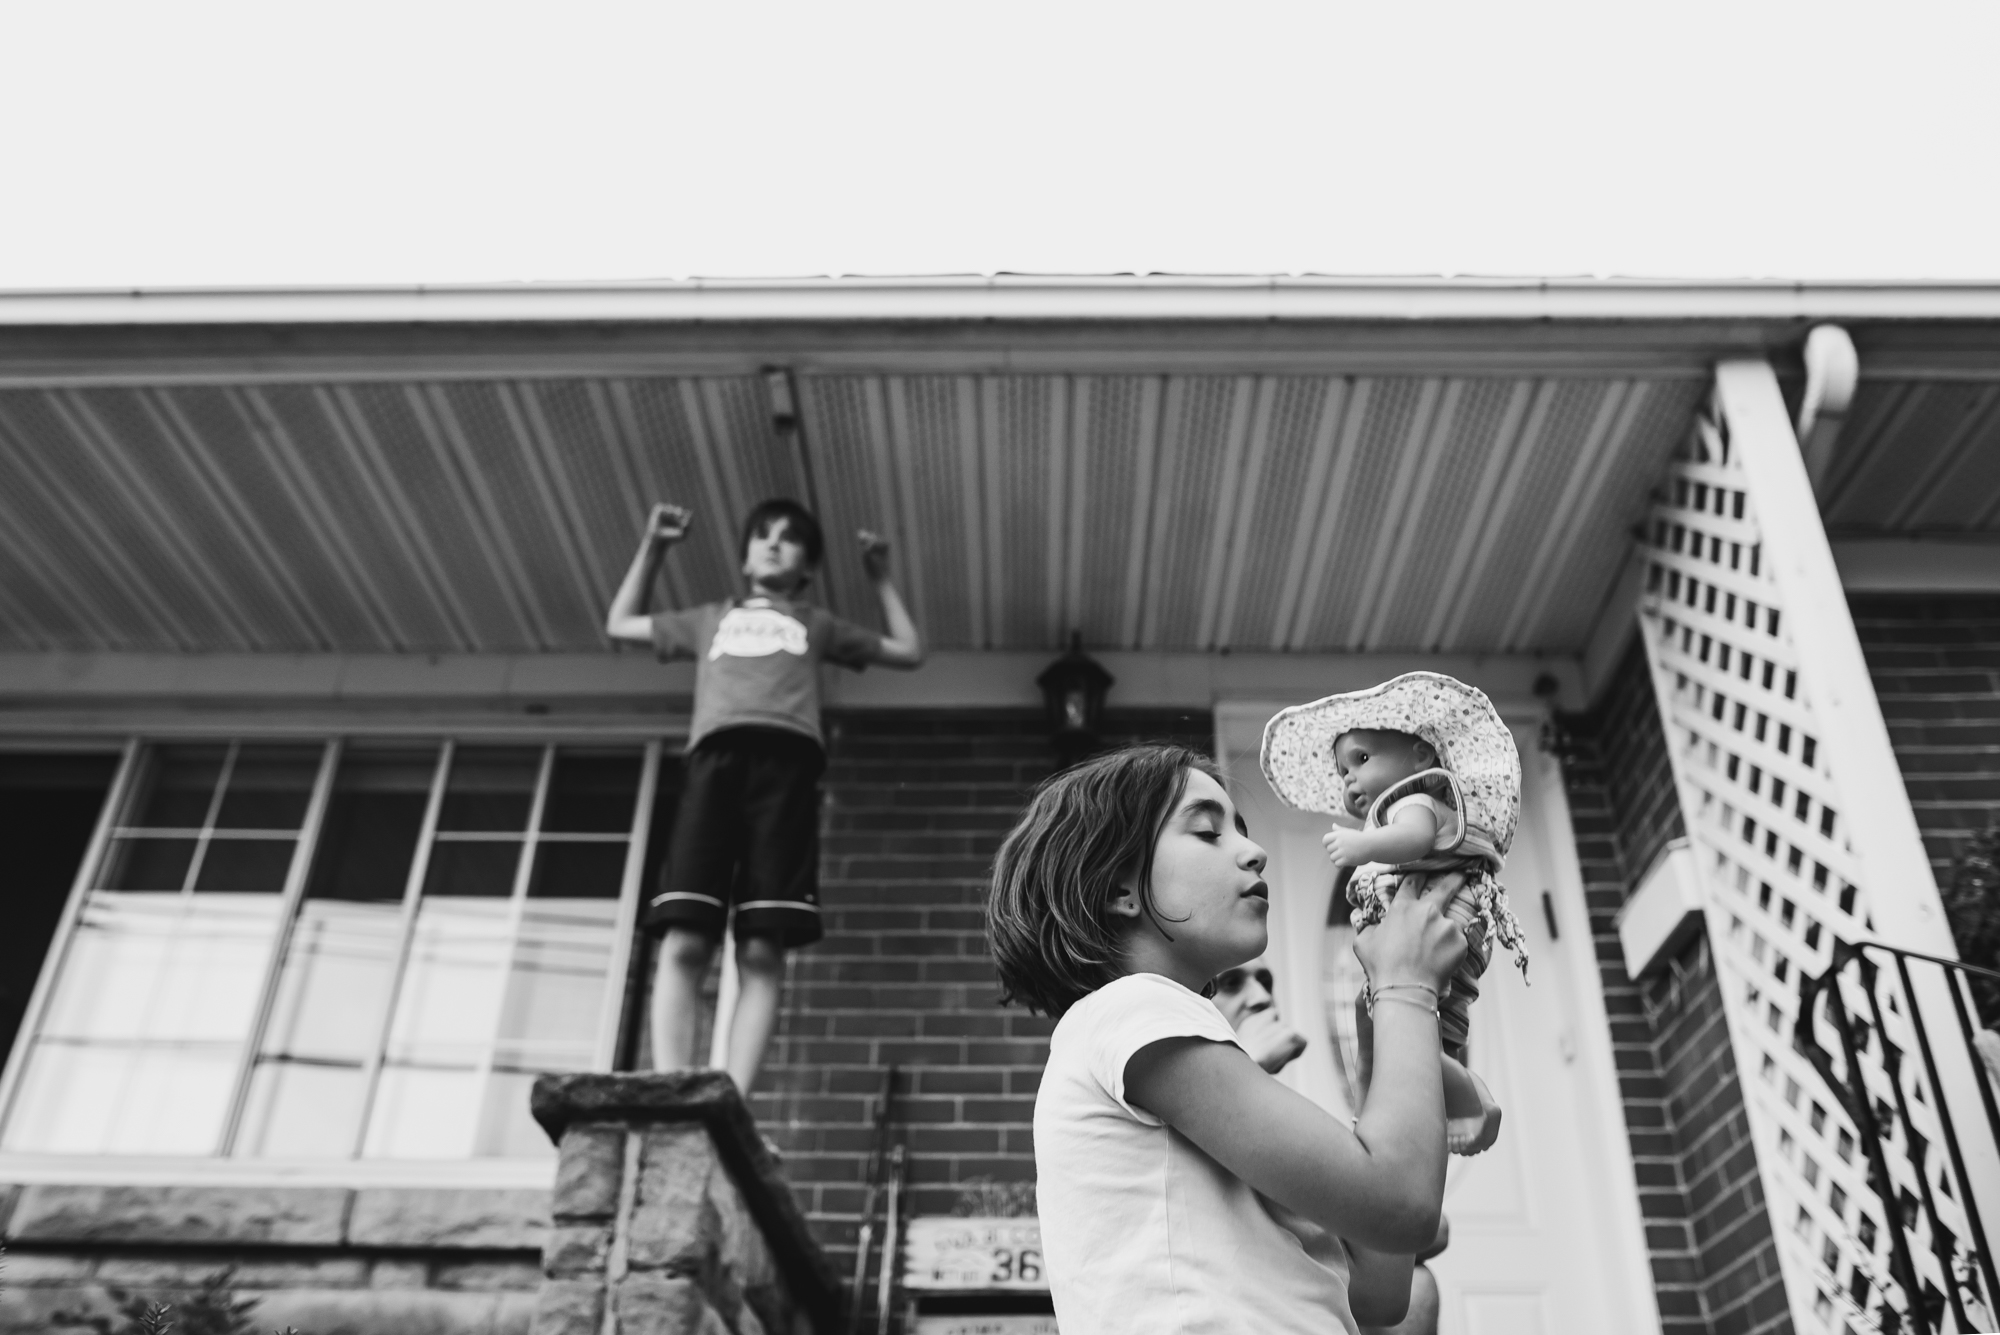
<box><xmin>986</xmin><ymin>744</ymin><xmax>1220</xmax><ymax>1018</ymax></box>
<box><xmin>740</xmin><ymin>498</ymin><xmax>824</xmax><ymax>569</ymax></box>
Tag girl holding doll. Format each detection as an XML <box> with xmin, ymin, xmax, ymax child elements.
<box><xmin>985</xmin><ymin>744</ymin><xmax>1463</xmax><ymax>1334</ymax></box>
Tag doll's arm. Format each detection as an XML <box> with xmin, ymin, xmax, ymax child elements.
<box><xmin>1323</xmin><ymin>803</ymin><xmax>1438</xmax><ymax>867</ymax></box>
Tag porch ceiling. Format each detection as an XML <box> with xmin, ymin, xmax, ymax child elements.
<box><xmin>1818</xmin><ymin>377</ymin><xmax>2000</xmax><ymax>535</ymax></box>
<box><xmin>0</xmin><ymin>370</ymin><xmax>1718</xmax><ymax>658</ymax></box>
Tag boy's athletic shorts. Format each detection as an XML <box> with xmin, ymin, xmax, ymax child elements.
<box><xmin>643</xmin><ymin>726</ymin><xmax>825</xmax><ymax>948</ymax></box>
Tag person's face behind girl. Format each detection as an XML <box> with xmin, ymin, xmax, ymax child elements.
<box><xmin>1331</xmin><ymin>729</ymin><xmax>1436</xmax><ymax>815</ymax></box>
<box><xmin>1111</xmin><ymin>768</ymin><xmax>1271</xmax><ymax>988</ymax></box>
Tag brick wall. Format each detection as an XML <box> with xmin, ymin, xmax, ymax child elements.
<box><xmin>1564</xmin><ymin>637</ymin><xmax>1793</xmax><ymax>1335</ymax></box>
<box><xmin>747</xmin><ymin>708</ymin><xmax>1213</xmax><ymax>1307</ymax></box>
<box><xmin>1849</xmin><ymin>593</ymin><xmax>2000</xmax><ymax>888</ymax></box>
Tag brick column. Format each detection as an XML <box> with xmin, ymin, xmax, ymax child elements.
<box><xmin>530</xmin><ymin>1072</ymin><xmax>841</xmax><ymax>1335</ymax></box>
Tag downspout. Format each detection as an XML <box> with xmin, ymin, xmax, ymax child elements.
<box><xmin>1795</xmin><ymin>323</ymin><xmax>1859</xmax><ymax>494</ymax></box>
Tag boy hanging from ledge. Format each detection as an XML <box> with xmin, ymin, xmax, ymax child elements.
<box><xmin>607</xmin><ymin>499</ymin><xmax>925</xmax><ymax>1093</ymax></box>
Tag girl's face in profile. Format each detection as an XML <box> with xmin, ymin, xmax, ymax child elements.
<box><xmin>1138</xmin><ymin>768</ymin><xmax>1272</xmax><ymax>979</ymax></box>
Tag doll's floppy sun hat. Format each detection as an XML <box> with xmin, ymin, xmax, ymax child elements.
<box><xmin>1259</xmin><ymin>671</ymin><xmax>1523</xmax><ymax>858</ymax></box>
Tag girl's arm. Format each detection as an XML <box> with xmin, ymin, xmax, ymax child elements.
<box><xmin>1124</xmin><ymin>882</ymin><xmax>1464</xmax><ymax>1252</ymax></box>
<box><xmin>1324</xmin><ymin>804</ymin><xmax>1437</xmax><ymax>868</ymax></box>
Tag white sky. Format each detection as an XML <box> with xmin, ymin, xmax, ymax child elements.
<box><xmin>4</xmin><ymin>1</ymin><xmax>1999</xmax><ymax>288</ymax></box>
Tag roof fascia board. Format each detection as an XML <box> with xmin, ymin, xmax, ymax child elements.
<box><xmin>0</xmin><ymin>648</ymin><xmax>1588</xmax><ymax>713</ymax></box>
<box><xmin>11</xmin><ymin>276</ymin><xmax>2000</xmax><ymax>327</ymax></box>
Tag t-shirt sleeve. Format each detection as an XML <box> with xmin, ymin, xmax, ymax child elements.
<box><xmin>1082</xmin><ymin>976</ymin><xmax>1246</xmax><ymax>1127</ymax></box>
<box><xmin>650</xmin><ymin>607</ymin><xmax>707</xmax><ymax>662</ymax></box>
<box><xmin>815</xmin><ymin>610</ymin><xmax>885</xmax><ymax>670</ymax></box>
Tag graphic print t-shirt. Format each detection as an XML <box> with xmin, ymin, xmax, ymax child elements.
<box><xmin>651</xmin><ymin>597</ymin><xmax>883</xmax><ymax>750</ymax></box>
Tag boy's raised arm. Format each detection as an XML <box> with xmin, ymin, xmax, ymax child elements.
<box><xmin>1123</xmin><ymin>881</ymin><xmax>1464</xmax><ymax>1253</ymax></box>
<box><xmin>858</xmin><ymin>530</ymin><xmax>924</xmax><ymax>668</ymax></box>
<box><xmin>606</xmin><ymin>504</ymin><xmax>689</xmax><ymax>645</ymax></box>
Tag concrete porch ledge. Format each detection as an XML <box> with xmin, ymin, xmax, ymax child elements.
<box><xmin>530</xmin><ymin>1071</ymin><xmax>841</xmax><ymax>1335</ymax></box>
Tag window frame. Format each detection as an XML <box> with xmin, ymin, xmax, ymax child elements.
<box><xmin>0</xmin><ymin>731</ymin><xmax>663</xmax><ymax>1170</ymax></box>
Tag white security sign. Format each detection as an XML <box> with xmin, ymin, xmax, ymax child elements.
<box><xmin>901</xmin><ymin>1217</ymin><xmax>1047</xmax><ymax>1291</ymax></box>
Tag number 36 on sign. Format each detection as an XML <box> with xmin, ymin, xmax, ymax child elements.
<box><xmin>901</xmin><ymin>1217</ymin><xmax>1047</xmax><ymax>1291</ymax></box>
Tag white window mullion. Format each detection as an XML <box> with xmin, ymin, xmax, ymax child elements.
<box><xmin>466</xmin><ymin>745</ymin><xmax>555</xmax><ymax>1132</ymax></box>
<box><xmin>350</xmin><ymin>739</ymin><xmax>454</xmax><ymax>1159</ymax></box>
<box><xmin>595</xmin><ymin>739</ymin><xmax>661</xmax><ymax>1071</ymax></box>
<box><xmin>180</xmin><ymin>741</ymin><xmax>239</xmax><ymax>894</ymax></box>
<box><xmin>215</xmin><ymin>738</ymin><xmax>342</xmax><ymax>1156</ymax></box>
<box><xmin>0</xmin><ymin>738</ymin><xmax>140</xmax><ymax>1135</ymax></box>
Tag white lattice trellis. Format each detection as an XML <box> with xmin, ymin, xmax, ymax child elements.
<box><xmin>1636</xmin><ymin>384</ymin><xmax>1993</xmax><ymax>1334</ymax></box>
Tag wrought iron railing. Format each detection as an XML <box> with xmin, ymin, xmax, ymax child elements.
<box><xmin>1798</xmin><ymin>941</ymin><xmax>2000</xmax><ymax>1333</ymax></box>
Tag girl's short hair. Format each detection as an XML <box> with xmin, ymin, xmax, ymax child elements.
<box><xmin>986</xmin><ymin>744</ymin><xmax>1220</xmax><ymax>1017</ymax></box>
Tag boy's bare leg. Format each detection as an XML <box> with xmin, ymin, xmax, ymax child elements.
<box><xmin>651</xmin><ymin>928</ymin><xmax>718</xmax><ymax>1071</ymax></box>
<box><xmin>724</xmin><ymin>934</ymin><xmax>787</xmax><ymax>1094</ymax></box>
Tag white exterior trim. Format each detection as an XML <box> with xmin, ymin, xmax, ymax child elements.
<box><xmin>1717</xmin><ymin>362</ymin><xmax>1956</xmax><ymax>956</ymax></box>
<box><xmin>0</xmin><ymin>1152</ymin><xmax>555</xmax><ymax>1189</ymax></box>
<box><xmin>10</xmin><ymin>275</ymin><xmax>2000</xmax><ymax>326</ymax></box>
<box><xmin>0</xmin><ymin>648</ymin><xmax>1588</xmax><ymax>715</ymax></box>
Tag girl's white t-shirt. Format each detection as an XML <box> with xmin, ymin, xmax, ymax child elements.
<box><xmin>1034</xmin><ymin>972</ymin><xmax>1358</xmax><ymax>1335</ymax></box>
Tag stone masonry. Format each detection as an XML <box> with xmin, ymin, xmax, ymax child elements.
<box><xmin>0</xmin><ymin>1180</ymin><xmax>546</xmax><ymax>1334</ymax></box>
<box><xmin>530</xmin><ymin>1070</ymin><xmax>839</xmax><ymax>1335</ymax></box>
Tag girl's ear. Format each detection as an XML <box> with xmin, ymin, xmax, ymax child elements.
<box><xmin>1106</xmin><ymin>879</ymin><xmax>1145</xmax><ymax>922</ymax></box>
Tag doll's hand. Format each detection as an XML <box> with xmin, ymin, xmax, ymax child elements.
<box><xmin>649</xmin><ymin>504</ymin><xmax>692</xmax><ymax>544</ymax></box>
<box><xmin>858</xmin><ymin>529</ymin><xmax>892</xmax><ymax>580</ymax></box>
<box><xmin>1322</xmin><ymin>826</ymin><xmax>1369</xmax><ymax>868</ymax></box>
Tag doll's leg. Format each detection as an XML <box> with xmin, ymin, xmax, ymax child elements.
<box><xmin>1436</xmin><ymin>886</ymin><xmax>1492</xmax><ymax>1053</ymax></box>
<box><xmin>1443</xmin><ymin>1058</ymin><xmax>1503</xmax><ymax>1157</ymax></box>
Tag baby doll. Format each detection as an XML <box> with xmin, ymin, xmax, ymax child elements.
<box><xmin>1262</xmin><ymin>673</ymin><xmax>1528</xmax><ymax>1150</ymax></box>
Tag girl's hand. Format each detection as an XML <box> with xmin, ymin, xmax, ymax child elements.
<box><xmin>1353</xmin><ymin>872</ymin><xmax>1467</xmax><ymax>993</ymax></box>
<box><xmin>1323</xmin><ymin>826</ymin><xmax>1368</xmax><ymax>867</ymax></box>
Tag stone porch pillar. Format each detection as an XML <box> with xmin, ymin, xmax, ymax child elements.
<box><xmin>529</xmin><ymin>1072</ymin><xmax>841</xmax><ymax>1335</ymax></box>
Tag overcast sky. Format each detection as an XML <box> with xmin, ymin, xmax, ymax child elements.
<box><xmin>5</xmin><ymin>1</ymin><xmax>1998</xmax><ymax>288</ymax></box>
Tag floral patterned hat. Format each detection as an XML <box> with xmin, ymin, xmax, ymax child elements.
<box><xmin>1259</xmin><ymin>671</ymin><xmax>1522</xmax><ymax>856</ymax></box>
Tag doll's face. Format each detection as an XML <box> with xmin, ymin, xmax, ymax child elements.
<box><xmin>1331</xmin><ymin>729</ymin><xmax>1436</xmax><ymax>811</ymax></box>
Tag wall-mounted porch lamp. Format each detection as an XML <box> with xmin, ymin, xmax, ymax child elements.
<box><xmin>1037</xmin><ymin>633</ymin><xmax>1114</xmax><ymax>769</ymax></box>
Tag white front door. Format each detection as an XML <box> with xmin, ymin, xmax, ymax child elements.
<box><xmin>1218</xmin><ymin>705</ymin><xmax>1661</xmax><ymax>1335</ymax></box>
